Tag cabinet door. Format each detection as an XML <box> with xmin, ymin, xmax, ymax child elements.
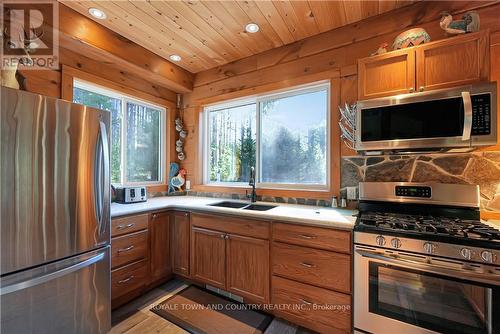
<box><xmin>226</xmin><ymin>234</ymin><xmax>270</xmax><ymax>303</ymax></box>
<box><xmin>191</xmin><ymin>227</ymin><xmax>226</xmax><ymax>289</ymax></box>
<box><xmin>358</xmin><ymin>48</ymin><xmax>415</xmax><ymax>99</ymax></box>
<box><xmin>416</xmin><ymin>31</ymin><xmax>489</xmax><ymax>92</ymax></box>
<box><xmin>171</xmin><ymin>211</ymin><xmax>190</xmax><ymax>277</ymax></box>
<box><xmin>149</xmin><ymin>211</ymin><xmax>171</xmax><ymax>283</ymax></box>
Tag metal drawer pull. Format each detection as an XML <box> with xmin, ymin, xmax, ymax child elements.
<box><xmin>299</xmin><ymin>234</ymin><xmax>316</xmax><ymax>239</ymax></box>
<box><xmin>116</xmin><ymin>223</ymin><xmax>134</xmax><ymax>230</ymax></box>
<box><xmin>300</xmin><ymin>298</ymin><xmax>313</xmax><ymax>305</ymax></box>
<box><xmin>118</xmin><ymin>276</ymin><xmax>134</xmax><ymax>284</ymax></box>
<box><xmin>117</xmin><ymin>245</ymin><xmax>135</xmax><ymax>253</ymax></box>
<box><xmin>300</xmin><ymin>262</ymin><xmax>315</xmax><ymax>268</ymax></box>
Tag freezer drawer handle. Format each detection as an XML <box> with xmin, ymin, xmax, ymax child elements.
<box><xmin>0</xmin><ymin>252</ymin><xmax>105</xmax><ymax>296</ymax></box>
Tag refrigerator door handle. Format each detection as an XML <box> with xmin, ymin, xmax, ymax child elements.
<box><xmin>95</xmin><ymin>121</ymin><xmax>110</xmax><ymax>237</ymax></box>
<box><xmin>0</xmin><ymin>252</ymin><xmax>105</xmax><ymax>295</ymax></box>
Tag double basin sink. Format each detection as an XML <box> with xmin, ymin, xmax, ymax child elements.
<box><xmin>208</xmin><ymin>201</ymin><xmax>277</xmax><ymax>211</ymax></box>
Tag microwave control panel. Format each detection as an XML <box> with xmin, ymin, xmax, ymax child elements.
<box><xmin>471</xmin><ymin>93</ymin><xmax>491</xmax><ymax>135</ymax></box>
<box><xmin>395</xmin><ymin>186</ymin><xmax>432</xmax><ymax>198</ymax></box>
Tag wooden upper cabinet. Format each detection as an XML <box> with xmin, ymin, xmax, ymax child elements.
<box><xmin>358</xmin><ymin>31</ymin><xmax>490</xmax><ymax>100</ymax></box>
<box><xmin>416</xmin><ymin>31</ymin><xmax>489</xmax><ymax>92</ymax></box>
<box><xmin>358</xmin><ymin>48</ymin><xmax>415</xmax><ymax>100</ymax></box>
<box><xmin>171</xmin><ymin>211</ymin><xmax>190</xmax><ymax>278</ymax></box>
<box><xmin>191</xmin><ymin>227</ymin><xmax>226</xmax><ymax>289</ymax></box>
<box><xmin>226</xmin><ymin>234</ymin><xmax>270</xmax><ymax>304</ymax></box>
<box><xmin>149</xmin><ymin>211</ymin><xmax>171</xmax><ymax>283</ymax></box>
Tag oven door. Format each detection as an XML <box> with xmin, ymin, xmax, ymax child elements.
<box><xmin>354</xmin><ymin>246</ymin><xmax>500</xmax><ymax>334</ymax></box>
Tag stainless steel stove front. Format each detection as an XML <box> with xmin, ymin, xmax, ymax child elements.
<box><xmin>353</xmin><ymin>240</ymin><xmax>500</xmax><ymax>334</ymax></box>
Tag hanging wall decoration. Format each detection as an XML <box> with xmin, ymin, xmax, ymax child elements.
<box><xmin>338</xmin><ymin>102</ymin><xmax>357</xmax><ymax>150</ymax></box>
<box><xmin>175</xmin><ymin>94</ymin><xmax>186</xmax><ymax>161</ymax></box>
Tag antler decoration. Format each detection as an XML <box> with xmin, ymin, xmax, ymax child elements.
<box><xmin>338</xmin><ymin>102</ymin><xmax>357</xmax><ymax>150</ymax></box>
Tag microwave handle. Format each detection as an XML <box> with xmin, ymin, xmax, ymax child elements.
<box><xmin>461</xmin><ymin>91</ymin><xmax>472</xmax><ymax>141</ymax></box>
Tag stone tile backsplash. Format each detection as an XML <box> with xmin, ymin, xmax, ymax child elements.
<box><xmin>341</xmin><ymin>152</ymin><xmax>500</xmax><ymax>212</ymax></box>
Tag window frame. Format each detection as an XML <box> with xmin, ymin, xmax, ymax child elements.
<box><xmin>202</xmin><ymin>81</ymin><xmax>331</xmax><ymax>191</ymax></box>
<box><xmin>73</xmin><ymin>79</ymin><xmax>167</xmax><ymax>186</ymax></box>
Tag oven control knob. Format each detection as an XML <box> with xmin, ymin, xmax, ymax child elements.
<box><xmin>375</xmin><ymin>235</ymin><xmax>386</xmax><ymax>247</ymax></box>
<box><xmin>391</xmin><ymin>238</ymin><xmax>402</xmax><ymax>249</ymax></box>
<box><xmin>460</xmin><ymin>248</ymin><xmax>473</xmax><ymax>260</ymax></box>
<box><xmin>423</xmin><ymin>242</ymin><xmax>436</xmax><ymax>254</ymax></box>
<box><xmin>481</xmin><ymin>250</ymin><xmax>495</xmax><ymax>263</ymax></box>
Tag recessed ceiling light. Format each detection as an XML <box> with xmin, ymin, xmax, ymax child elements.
<box><xmin>245</xmin><ymin>23</ymin><xmax>260</xmax><ymax>33</ymax></box>
<box><xmin>169</xmin><ymin>54</ymin><xmax>182</xmax><ymax>62</ymax></box>
<box><xmin>89</xmin><ymin>8</ymin><xmax>106</xmax><ymax>19</ymax></box>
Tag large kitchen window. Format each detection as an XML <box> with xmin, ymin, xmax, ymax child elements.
<box><xmin>203</xmin><ymin>82</ymin><xmax>330</xmax><ymax>190</ymax></box>
<box><xmin>73</xmin><ymin>80</ymin><xmax>165</xmax><ymax>185</ymax></box>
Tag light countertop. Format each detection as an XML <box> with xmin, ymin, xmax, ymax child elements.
<box><xmin>111</xmin><ymin>196</ymin><xmax>357</xmax><ymax>230</ymax></box>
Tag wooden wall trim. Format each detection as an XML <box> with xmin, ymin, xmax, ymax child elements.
<box><xmin>59</xmin><ymin>4</ymin><xmax>194</xmax><ymax>93</ymax></box>
<box><xmin>62</xmin><ymin>65</ymin><xmax>177</xmax><ymax>192</ymax></box>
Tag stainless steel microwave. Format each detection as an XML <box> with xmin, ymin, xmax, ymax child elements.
<box><xmin>355</xmin><ymin>82</ymin><xmax>497</xmax><ymax>152</ymax></box>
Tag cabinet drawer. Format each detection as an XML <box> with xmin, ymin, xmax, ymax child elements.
<box><xmin>111</xmin><ymin>230</ymin><xmax>148</xmax><ymax>269</ymax></box>
<box><xmin>111</xmin><ymin>259</ymin><xmax>148</xmax><ymax>299</ymax></box>
<box><xmin>272</xmin><ymin>276</ymin><xmax>351</xmax><ymax>334</ymax></box>
<box><xmin>272</xmin><ymin>242</ymin><xmax>351</xmax><ymax>293</ymax></box>
<box><xmin>111</xmin><ymin>214</ymin><xmax>148</xmax><ymax>237</ymax></box>
<box><xmin>191</xmin><ymin>213</ymin><xmax>269</xmax><ymax>239</ymax></box>
<box><xmin>273</xmin><ymin>223</ymin><xmax>351</xmax><ymax>253</ymax></box>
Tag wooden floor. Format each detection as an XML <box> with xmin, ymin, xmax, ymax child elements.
<box><xmin>110</xmin><ymin>279</ymin><xmax>315</xmax><ymax>334</ymax></box>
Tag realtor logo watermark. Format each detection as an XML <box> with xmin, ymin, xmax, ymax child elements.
<box><xmin>1</xmin><ymin>0</ymin><xmax>59</xmax><ymax>70</ymax></box>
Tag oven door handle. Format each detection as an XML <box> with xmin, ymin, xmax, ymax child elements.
<box><xmin>356</xmin><ymin>249</ymin><xmax>500</xmax><ymax>286</ymax></box>
<box><xmin>462</xmin><ymin>91</ymin><xmax>473</xmax><ymax>141</ymax></box>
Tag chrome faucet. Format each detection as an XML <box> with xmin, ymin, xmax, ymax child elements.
<box><xmin>247</xmin><ymin>166</ymin><xmax>257</xmax><ymax>203</ymax></box>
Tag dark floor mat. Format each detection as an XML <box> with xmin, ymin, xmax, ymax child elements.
<box><xmin>151</xmin><ymin>286</ymin><xmax>272</xmax><ymax>334</ymax></box>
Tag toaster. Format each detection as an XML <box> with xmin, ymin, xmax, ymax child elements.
<box><xmin>114</xmin><ymin>186</ymin><xmax>147</xmax><ymax>204</ymax></box>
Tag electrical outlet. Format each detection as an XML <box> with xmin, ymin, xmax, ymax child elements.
<box><xmin>346</xmin><ymin>187</ymin><xmax>357</xmax><ymax>200</ymax></box>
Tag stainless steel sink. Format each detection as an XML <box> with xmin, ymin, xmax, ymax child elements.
<box><xmin>208</xmin><ymin>201</ymin><xmax>277</xmax><ymax>211</ymax></box>
<box><xmin>242</xmin><ymin>204</ymin><xmax>277</xmax><ymax>211</ymax></box>
<box><xmin>208</xmin><ymin>201</ymin><xmax>248</xmax><ymax>209</ymax></box>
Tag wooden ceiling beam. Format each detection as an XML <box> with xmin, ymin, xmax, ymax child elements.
<box><xmin>58</xmin><ymin>4</ymin><xmax>194</xmax><ymax>93</ymax></box>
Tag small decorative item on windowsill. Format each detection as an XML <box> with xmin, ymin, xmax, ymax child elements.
<box><xmin>440</xmin><ymin>11</ymin><xmax>480</xmax><ymax>35</ymax></box>
<box><xmin>338</xmin><ymin>102</ymin><xmax>357</xmax><ymax>150</ymax></box>
<box><xmin>170</xmin><ymin>168</ymin><xmax>186</xmax><ymax>191</ymax></box>
<box><xmin>392</xmin><ymin>28</ymin><xmax>431</xmax><ymax>50</ymax></box>
<box><xmin>168</xmin><ymin>162</ymin><xmax>180</xmax><ymax>194</ymax></box>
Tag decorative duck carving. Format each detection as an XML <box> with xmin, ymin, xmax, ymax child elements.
<box><xmin>440</xmin><ymin>11</ymin><xmax>480</xmax><ymax>35</ymax></box>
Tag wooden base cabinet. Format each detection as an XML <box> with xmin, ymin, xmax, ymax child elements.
<box><xmin>190</xmin><ymin>213</ymin><xmax>271</xmax><ymax>304</ymax></box>
<box><xmin>149</xmin><ymin>211</ymin><xmax>172</xmax><ymax>284</ymax></box>
<box><xmin>227</xmin><ymin>234</ymin><xmax>270</xmax><ymax>304</ymax></box>
<box><xmin>171</xmin><ymin>211</ymin><xmax>190</xmax><ymax>277</ymax></box>
<box><xmin>191</xmin><ymin>227</ymin><xmax>226</xmax><ymax>289</ymax></box>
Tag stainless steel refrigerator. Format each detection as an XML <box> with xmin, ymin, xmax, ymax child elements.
<box><xmin>0</xmin><ymin>86</ymin><xmax>111</xmax><ymax>333</ymax></box>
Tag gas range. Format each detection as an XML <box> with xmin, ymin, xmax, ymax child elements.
<box><xmin>353</xmin><ymin>182</ymin><xmax>500</xmax><ymax>334</ymax></box>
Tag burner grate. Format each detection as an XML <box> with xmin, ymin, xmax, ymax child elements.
<box><xmin>358</xmin><ymin>212</ymin><xmax>500</xmax><ymax>242</ymax></box>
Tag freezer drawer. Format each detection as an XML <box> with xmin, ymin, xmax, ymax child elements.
<box><xmin>0</xmin><ymin>247</ymin><xmax>111</xmax><ymax>334</ymax></box>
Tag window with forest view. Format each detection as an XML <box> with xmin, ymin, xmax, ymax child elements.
<box><xmin>73</xmin><ymin>80</ymin><xmax>165</xmax><ymax>185</ymax></box>
<box><xmin>204</xmin><ymin>83</ymin><xmax>329</xmax><ymax>189</ymax></box>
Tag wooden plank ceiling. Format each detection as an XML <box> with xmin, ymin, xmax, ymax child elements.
<box><xmin>61</xmin><ymin>0</ymin><xmax>416</xmax><ymax>73</ymax></box>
